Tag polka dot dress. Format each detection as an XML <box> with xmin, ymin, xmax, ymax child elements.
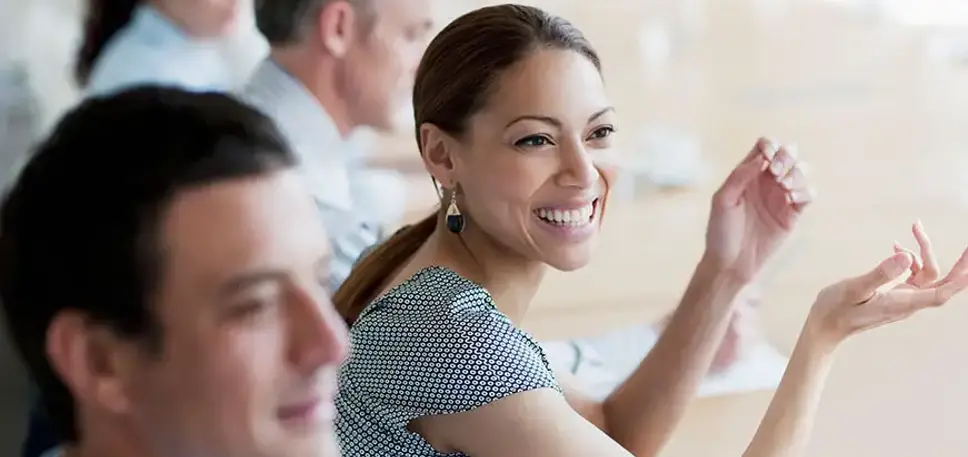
<box><xmin>335</xmin><ymin>266</ymin><xmax>561</xmax><ymax>457</ymax></box>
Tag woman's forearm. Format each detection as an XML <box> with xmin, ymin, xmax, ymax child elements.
<box><xmin>742</xmin><ymin>323</ymin><xmax>836</xmax><ymax>457</ymax></box>
<box><xmin>602</xmin><ymin>254</ymin><xmax>746</xmax><ymax>456</ymax></box>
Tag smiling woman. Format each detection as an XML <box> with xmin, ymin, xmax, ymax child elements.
<box><xmin>332</xmin><ymin>4</ymin><xmax>968</xmax><ymax>457</ymax></box>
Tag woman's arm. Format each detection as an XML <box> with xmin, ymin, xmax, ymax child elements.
<box><xmin>423</xmin><ymin>245</ymin><xmax>967</xmax><ymax>457</ymax></box>
<box><xmin>563</xmin><ymin>254</ymin><xmax>747</xmax><ymax>455</ymax></box>
<box><xmin>413</xmin><ymin>388</ymin><xmax>635</xmax><ymax>457</ymax></box>
<box><xmin>566</xmin><ymin>139</ymin><xmax>808</xmax><ymax>455</ymax></box>
<box><xmin>741</xmin><ymin>324</ymin><xmax>833</xmax><ymax>457</ymax></box>
<box><xmin>743</xmin><ymin>236</ymin><xmax>968</xmax><ymax>457</ymax></box>
<box><xmin>420</xmin><ymin>333</ymin><xmax>829</xmax><ymax>457</ymax></box>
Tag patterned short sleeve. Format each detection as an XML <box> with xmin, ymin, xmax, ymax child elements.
<box><xmin>338</xmin><ymin>266</ymin><xmax>559</xmax><ymax>432</ymax></box>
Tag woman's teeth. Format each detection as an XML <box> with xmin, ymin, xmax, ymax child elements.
<box><xmin>534</xmin><ymin>202</ymin><xmax>594</xmax><ymax>226</ymax></box>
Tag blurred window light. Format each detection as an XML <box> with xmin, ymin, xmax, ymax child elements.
<box><xmin>884</xmin><ymin>1</ymin><xmax>968</xmax><ymax>26</ymax></box>
<box><xmin>825</xmin><ymin>0</ymin><xmax>968</xmax><ymax>26</ymax></box>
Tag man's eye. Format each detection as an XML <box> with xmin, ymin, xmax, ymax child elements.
<box><xmin>228</xmin><ymin>299</ymin><xmax>273</xmax><ymax>320</ymax></box>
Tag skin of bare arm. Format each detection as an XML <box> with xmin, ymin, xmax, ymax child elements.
<box><xmin>575</xmin><ymin>255</ymin><xmax>746</xmax><ymax>453</ymax></box>
<box><xmin>553</xmin><ymin>139</ymin><xmax>810</xmax><ymax>455</ymax></box>
<box><xmin>742</xmin><ymin>228</ymin><xmax>968</xmax><ymax>457</ymax></box>
<box><xmin>414</xmin><ymin>226</ymin><xmax>968</xmax><ymax>457</ymax></box>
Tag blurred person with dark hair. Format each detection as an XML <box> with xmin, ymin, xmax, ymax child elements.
<box><xmin>6</xmin><ymin>86</ymin><xmax>347</xmax><ymax>457</ymax></box>
<box><xmin>75</xmin><ymin>0</ymin><xmax>238</xmax><ymax>95</ymax></box>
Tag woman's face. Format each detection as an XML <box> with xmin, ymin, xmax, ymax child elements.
<box><xmin>434</xmin><ymin>48</ymin><xmax>618</xmax><ymax>271</ymax></box>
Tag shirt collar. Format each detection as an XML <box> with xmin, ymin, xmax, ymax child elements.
<box><xmin>242</xmin><ymin>59</ymin><xmax>354</xmax><ymax>210</ymax></box>
<box><xmin>244</xmin><ymin>59</ymin><xmax>343</xmax><ymax>150</ymax></box>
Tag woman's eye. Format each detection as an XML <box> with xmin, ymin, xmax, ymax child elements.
<box><xmin>588</xmin><ymin>125</ymin><xmax>616</xmax><ymax>140</ymax></box>
<box><xmin>514</xmin><ymin>135</ymin><xmax>552</xmax><ymax>148</ymax></box>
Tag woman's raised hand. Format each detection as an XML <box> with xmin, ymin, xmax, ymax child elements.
<box><xmin>806</xmin><ymin>222</ymin><xmax>968</xmax><ymax>345</ymax></box>
<box><xmin>704</xmin><ymin>138</ymin><xmax>814</xmax><ymax>283</ymax></box>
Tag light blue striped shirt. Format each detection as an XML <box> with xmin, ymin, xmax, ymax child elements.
<box><xmin>239</xmin><ymin>59</ymin><xmax>384</xmax><ymax>290</ymax></box>
<box><xmin>85</xmin><ymin>4</ymin><xmax>232</xmax><ymax>97</ymax></box>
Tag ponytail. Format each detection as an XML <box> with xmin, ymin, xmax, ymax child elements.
<box><xmin>333</xmin><ymin>212</ymin><xmax>437</xmax><ymax>326</ymax></box>
<box><xmin>75</xmin><ymin>0</ymin><xmax>140</xmax><ymax>86</ymax></box>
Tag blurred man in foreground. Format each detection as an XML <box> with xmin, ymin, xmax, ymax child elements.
<box><xmin>2</xmin><ymin>87</ymin><xmax>347</xmax><ymax>457</ymax></box>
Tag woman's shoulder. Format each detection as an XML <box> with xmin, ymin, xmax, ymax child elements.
<box><xmin>339</xmin><ymin>266</ymin><xmax>559</xmax><ymax>426</ymax></box>
<box><xmin>346</xmin><ymin>265</ymin><xmax>551</xmax><ymax>374</ymax></box>
<box><xmin>356</xmin><ymin>265</ymin><xmax>496</xmax><ymax>324</ymax></box>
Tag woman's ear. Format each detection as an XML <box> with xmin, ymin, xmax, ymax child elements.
<box><xmin>419</xmin><ymin>123</ymin><xmax>459</xmax><ymax>187</ymax></box>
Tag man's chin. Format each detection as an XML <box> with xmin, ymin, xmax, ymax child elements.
<box><xmin>277</xmin><ymin>430</ymin><xmax>339</xmax><ymax>457</ymax></box>
<box><xmin>359</xmin><ymin>114</ymin><xmax>401</xmax><ymax>134</ymax></box>
<box><xmin>371</xmin><ymin>120</ymin><xmax>400</xmax><ymax>134</ymax></box>
<box><xmin>359</xmin><ymin>100</ymin><xmax>413</xmax><ymax>133</ymax></box>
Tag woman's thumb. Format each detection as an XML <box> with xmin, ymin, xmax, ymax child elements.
<box><xmin>847</xmin><ymin>252</ymin><xmax>913</xmax><ymax>301</ymax></box>
<box><xmin>718</xmin><ymin>156</ymin><xmax>767</xmax><ymax>204</ymax></box>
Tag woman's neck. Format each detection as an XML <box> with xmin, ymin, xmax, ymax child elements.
<box><xmin>424</xmin><ymin>222</ymin><xmax>545</xmax><ymax>324</ymax></box>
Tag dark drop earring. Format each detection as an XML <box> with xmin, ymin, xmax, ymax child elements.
<box><xmin>446</xmin><ymin>190</ymin><xmax>464</xmax><ymax>234</ymax></box>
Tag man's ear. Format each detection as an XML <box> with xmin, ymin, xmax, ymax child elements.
<box><xmin>316</xmin><ymin>1</ymin><xmax>359</xmax><ymax>58</ymax></box>
<box><xmin>419</xmin><ymin>123</ymin><xmax>460</xmax><ymax>188</ymax></box>
<box><xmin>46</xmin><ymin>311</ymin><xmax>134</xmax><ymax>415</ymax></box>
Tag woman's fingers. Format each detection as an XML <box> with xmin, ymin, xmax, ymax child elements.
<box><xmin>756</xmin><ymin>137</ymin><xmax>779</xmax><ymax>162</ymax></box>
<box><xmin>716</xmin><ymin>155</ymin><xmax>769</xmax><ymax>206</ymax></box>
<box><xmin>832</xmin><ymin>236</ymin><xmax>968</xmax><ymax>337</ymax></box>
<box><xmin>769</xmin><ymin>145</ymin><xmax>797</xmax><ymax>180</ymax></box>
<box><xmin>716</xmin><ymin>138</ymin><xmax>778</xmax><ymax>206</ymax></box>
<box><xmin>848</xmin><ymin>277</ymin><xmax>968</xmax><ymax>332</ymax></box>
<box><xmin>789</xmin><ymin>187</ymin><xmax>815</xmax><ymax>211</ymax></box>
<box><xmin>911</xmin><ymin>220</ymin><xmax>940</xmax><ymax>284</ymax></box>
<box><xmin>894</xmin><ymin>242</ymin><xmax>923</xmax><ymax>281</ymax></box>
<box><xmin>778</xmin><ymin>155</ymin><xmax>814</xmax><ymax>210</ymax></box>
<box><xmin>893</xmin><ymin>221</ymin><xmax>940</xmax><ymax>287</ymax></box>
<box><xmin>778</xmin><ymin>159</ymin><xmax>803</xmax><ymax>191</ymax></box>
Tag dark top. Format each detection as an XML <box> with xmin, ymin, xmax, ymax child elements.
<box><xmin>335</xmin><ymin>266</ymin><xmax>561</xmax><ymax>456</ymax></box>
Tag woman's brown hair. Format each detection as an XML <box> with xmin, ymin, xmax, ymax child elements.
<box><xmin>333</xmin><ymin>4</ymin><xmax>602</xmax><ymax>325</ymax></box>
<box><xmin>75</xmin><ymin>0</ymin><xmax>141</xmax><ymax>86</ymax></box>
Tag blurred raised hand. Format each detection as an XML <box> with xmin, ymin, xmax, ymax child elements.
<box><xmin>705</xmin><ymin>138</ymin><xmax>814</xmax><ymax>283</ymax></box>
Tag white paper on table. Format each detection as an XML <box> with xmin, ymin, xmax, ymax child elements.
<box><xmin>541</xmin><ymin>324</ymin><xmax>788</xmax><ymax>401</ymax></box>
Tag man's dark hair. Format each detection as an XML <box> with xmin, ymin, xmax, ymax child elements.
<box><xmin>75</xmin><ymin>0</ymin><xmax>140</xmax><ymax>86</ymax></box>
<box><xmin>0</xmin><ymin>86</ymin><xmax>298</xmax><ymax>443</ymax></box>
<box><xmin>255</xmin><ymin>0</ymin><xmax>373</xmax><ymax>45</ymax></box>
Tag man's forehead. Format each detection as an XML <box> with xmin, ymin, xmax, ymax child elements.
<box><xmin>157</xmin><ymin>173</ymin><xmax>330</xmax><ymax>285</ymax></box>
